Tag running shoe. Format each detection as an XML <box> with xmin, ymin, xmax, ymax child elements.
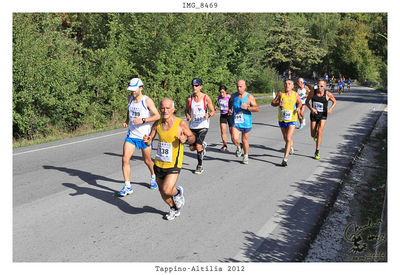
<box><xmin>165</xmin><ymin>208</ymin><xmax>181</xmax><ymax>221</ymax></box>
<box><xmin>313</xmin><ymin>136</ymin><xmax>318</xmax><ymax>142</ymax></box>
<box><xmin>243</xmin><ymin>155</ymin><xmax>249</xmax><ymax>165</ymax></box>
<box><xmin>118</xmin><ymin>185</ymin><xmax>133</xmax><ymax>197</ymax></box>
<box><xmin>150</xmin><ymin>177</ymin><xmax>158</xmax><ymax>190</ymax></box>
<box><xmin>173</xmin><ymin>186</ymin><xmax>185</xmax><ymax>209</ymax></box>
<box><xmin>235</xmin><ymin>146</ymin><xmax>243</xmax><ymax>157</ymax></box>
<box><xmin>299</xmin><ymin>123</ymin><xmax>304</xmax><ymax>129</ymax></box>
<box><xmin>315</xmin><ymin>152</ymin><xmax>320</xmax><ymax>160</ymax></box>
<box><xmin>281</xmin><ymin>159</ymin><xmax>288</xmax><ymax>167</ymax></box>
<box><xmin>202</xmin><ymin>141</ymin><xmax>207</xmax><ymax>156</ymax></box>
<box><xmin>220</xmin><ymin>145</ymin><xmax>228</xmax><ymax>152</ymax></box>
<box><xmin>194</xmin><ymin>165</ymin><xmax>204</xmax><ymax>175</ymax></box>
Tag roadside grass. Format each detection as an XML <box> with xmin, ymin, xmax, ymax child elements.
<box><xmin>13</xmin><ymin>121</ymin><xmax>124</xmax><ymax>149</ymax></box>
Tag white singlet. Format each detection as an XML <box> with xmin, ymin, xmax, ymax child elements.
<box><xmin>127</xmin><ymin>95</ymin><xmax>152</xmax><ymax>139</ymax></box>
<box><xmin>188</xmin><ymin>95</ymin><xmax>209</xmax><ymax>129</ymax></box>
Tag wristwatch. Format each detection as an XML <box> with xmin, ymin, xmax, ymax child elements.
<box><xmin>142</xmin><ymin>118</ymin><xmax>146</xmax><ymax>124</ymax></box>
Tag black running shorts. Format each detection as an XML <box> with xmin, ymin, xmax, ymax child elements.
<box><xmin>220</xmin><ymin>113</ymin><xmax>233</xmax><ymax>127</ymax></box>
<box><xmin>190</xmin><ymin>128</ymin><xmax>208</xmax><ymax>145</ymax></box>
<box><xmin>154</xmin><ymin>165</ymin><xmax>181</xmax><ymax>180</ymax></box>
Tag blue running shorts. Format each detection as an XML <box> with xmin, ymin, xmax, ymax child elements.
<box><xmin>279</xmin><ymin>121</ymin><xmax>297</xmax><ymax>128</ymax></box>
<box><xmin>234</xmin><ymin>126</ymin><xmax>252</xmax><ymax>133</ymax></box>
<box><xmin>124</xmin><ymin>137</ymin><xmax>149</xmax><ymax>149</ymax></box>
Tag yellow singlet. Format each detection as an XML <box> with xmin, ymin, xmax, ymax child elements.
<box><xmin>154</xmin><ymin>118</ymin><xmax>184</xmax><ymax>169</ymax></box>
<box><xmin>278</xmin><ymin>91</ymin><xmax>298</xmax><ymax>123</ymax></box>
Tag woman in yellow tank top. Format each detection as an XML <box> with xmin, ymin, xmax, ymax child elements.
<box><xmin>271</xmin><ymin>80</ymin><xmax>302</xmax><ymax>167</ymax></box>
<box><xmin>143</xmin><ymin>98</ymin><xmax>195</xmax><ymax>221</ymax></box>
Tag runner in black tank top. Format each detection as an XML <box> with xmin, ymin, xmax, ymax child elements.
<box><xmin>310</xmin><ymin>89</ymin><xmax>328</xmax><ymax>122</ymax></box>
<box><xmin>306</xmin><ymin>79</ymin><xmax>337</xmax><ymax>160</ymax></box>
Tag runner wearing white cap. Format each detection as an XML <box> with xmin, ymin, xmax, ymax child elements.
<box><xmin>119</xmin><ymin>78</ymin><xmax>161</xmax><ymax>196</ymax></box>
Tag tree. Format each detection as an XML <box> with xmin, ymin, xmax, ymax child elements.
<box><xmin>262</xmin><ymin>14</ymin><xmax>327</xmax><ymax>79</ymax></box>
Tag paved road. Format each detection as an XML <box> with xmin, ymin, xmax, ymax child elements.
<box><xmin>13</xmin><ymin>86</ymin><xmax>387</xmax><ymax>262</ymax></box>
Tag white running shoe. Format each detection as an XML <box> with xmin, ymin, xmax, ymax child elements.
<box><xmin>173</xmin><ymin>186</ymin><xmax>185</xmax><ymax>209</ymax></box>
<box><xmin>165</xmin><ymin>208</ymin><xmax>181</xmax><ymax>220</ymax></box>
<box><xmin>194</xmin><ymin>165</ymin><xmax>204</xmax><ymax>175</ymax></box>
<box><xmin>236</xmin><ymin>146</ymin><xmax>243</xmax><ymax>157</ymax></box>
<box><xmin>243</xmin><ymin>155</ymin><xmax>249</xmax><ymax>164</ymax></box>
<box><xmin>202</xmin><ymin>141</ymin><xmax>207</xmax><ymax>156</ymax></box>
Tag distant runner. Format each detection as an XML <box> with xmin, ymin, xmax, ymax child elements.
<box><xmin>143</xmin><ymin>98</ymin><xmax>195</xmax><ymax>220</ymax></box>
<box><xmin>306</xmin><ymin>79</ymin><xmax>337</xmax><ymax>160</ymax></box>
<box><xmin>347</xmin><ymin>78</ymin><xmax>352</xmax><ymax>90</ymax></box>
<box><xmin>296</xmin><ymin>77</ymin><xmax>310</xmax><ymax>129</ymax></box>
<box><xmin>119</xmin><ymin>78</ymin><xmax>161</xmax><ymax>197</ymax></box>
<box><xmin>338</xmin><ymin>78</ymin><xmax>344</xmax><ymax>95</ymax></box>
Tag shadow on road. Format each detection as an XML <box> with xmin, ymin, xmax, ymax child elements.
<box><xmin>42</xmin><ymin>165</ymin><xmax>164</xmax><ymax>216</ymax></box>
<box><xmin>62</xmin><ymin>182</ymin><xmax>165</xmax><ymax>216</ymax></box>
<box><xmin>220</xmin><ymin>93</ymin><xmax>386</xmax><ymax>262</ymax></box>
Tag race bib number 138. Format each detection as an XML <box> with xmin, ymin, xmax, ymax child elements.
<box><xmin>156</xmin><ymin>142</ymin><xmax>173</xmax><ymax>162</ymax></box>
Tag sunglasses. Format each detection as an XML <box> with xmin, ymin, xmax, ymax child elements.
<box><xmin>192</xmin><ymin>84</ymin><xmax>200</xmax><ymax>87</ymax></box>
<box><xmin>318</xmin><ymin>85</ymin><xmax>324</xmax><ymax>87</ymax></box>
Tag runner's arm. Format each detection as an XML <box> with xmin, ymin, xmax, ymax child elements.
<box><xmin>206</xmin><ymin>96</ymin><xmax>215</xmax><ymax>118</ymax></box>
<box><xmin>327</xmin><ymin>92</ymin><xmax>337</xmax><ymax>115</ymax></box>
<box><xmin>247</xmin><ymin>94</ymin><xmax>259</xmax><ymax>112</ymax></box>
<box><xmin>185</xmin><ymin>96</ymin><xmax>191</xmax><ymax>121</ymax></box>
<box><xmin>228</xmin><ymin>95</ymin><xmax>234</xmax><ymax>115</ymax></box>
<box><xmin>123</xmin><ymin>95</ymin><xmax>130</xmax><ymax>127</ymax></box>
<box><xmin>271</xmin><ymin>91</ymin><xmax>282</xmax><ymax>107</ymax></box>
<box><xmin>144</xmin><ymin>97</ymin><xmax>161</xmax><ymax>123</ymax></box>
<box><xmin>178</xmin><ymin>120</ymin><xmax>195</xmax><ymax>144</ymax></box>
<box><xmin>143</xmin><ymin>121</ymin><xmax>158</xmax><ymax>146</ymax></box>
<box><xmin>305</xmin><ymin>91</ymin><xmax>317</xmax><ymax>114</ymax></box>
<box><xmin>295</xmin><ymin>93</ymin><xmax>303</xmax><ymax>112</ymax></box>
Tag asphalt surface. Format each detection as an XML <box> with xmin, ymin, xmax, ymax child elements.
<box><xmin>13</xmin><ymin>86</ymin><xmax>387</xmax><ymax>262</ymax></box>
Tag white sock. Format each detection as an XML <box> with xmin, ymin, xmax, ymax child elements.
<box><xmin>124</xmin><ymin>181</ymin><xmax>131</xmax><ymax>187</ymax></box>
<box><xmin>151</xmin><ymin>174</ymin><xmax>156</xmax><ymax>179</ymax></box>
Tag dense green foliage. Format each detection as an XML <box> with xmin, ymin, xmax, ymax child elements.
<box><xmin>13</xmin><ymin>13</ymin><xmax>387</xmax><ymax>141</ymax></box>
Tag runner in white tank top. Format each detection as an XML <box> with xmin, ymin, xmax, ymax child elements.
<box><xmin>127</xmin><ymin>95</ymin><xmax>152</xmax><ymax>139</ymax></box>
<box><xmin>185</xmin><ymin>78</ymin><xmax>215</xmax><ymax>175</ymax></box>
<box><xmin>296</xmin><ymin>77</ymin><xmax>310</xmax><ymax>129</ymax></box>
<box><xmin>119</xmin><ymin>78</ymin><xmax>160</xmax><ymax>196</ymax></box>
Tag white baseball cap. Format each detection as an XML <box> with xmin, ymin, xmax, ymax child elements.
<box><xmin>127</xmin><ymin>78</ymin><xmax>143</xmax><ymax>91</ymax></box>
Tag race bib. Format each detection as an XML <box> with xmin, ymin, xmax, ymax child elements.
<box><xmin>192</xmin><ymin>108</ymin><xmax>205</xmax><ymax>123</ymax></box>
<box><xmin>234</xmin><ymin>112</ymin><xmax>244</xmax><ymax>124</ymax></box>
<box><xmin>219</xmin><ymin>100</ymin><xmax>228</xmax><ymax>112</ymax></box>
<box><xmin>156</xmin><ymin>142</ymin><xmax>173</xmax><ymax>162</ymax></box>
<box><xmin>313</xmin><ymin>102</ymin><xmax>324</xmax><ymax>113</ymax></box>
<box><xmin>281</xmin><ymin>109</ymin><xmax>293</xmax><ymax>121</ymax></box>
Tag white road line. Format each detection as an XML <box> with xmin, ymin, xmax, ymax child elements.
<box><xmin>13</xmin><ymin>130</ymin><xmax>126</xmax><ymax>156</ymax></box>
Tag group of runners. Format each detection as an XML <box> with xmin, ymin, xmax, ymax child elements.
<box><xmin>119</xmin><ymin>77</ymin><xmax>337</xmax><ymax>220</ymax></box>
<box><xmin>324</xmin><ymin>73</ymin><xmax>352</xmax><ymax>94</ymax></box>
